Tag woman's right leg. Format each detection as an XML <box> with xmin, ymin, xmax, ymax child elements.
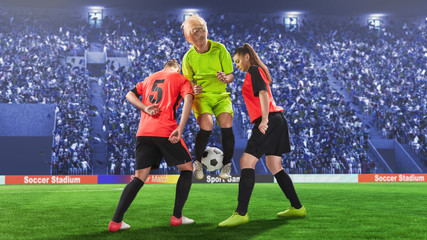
<box><xmin>235</xmin><ymin>153</ymin><xmax>259</xmax><ymax>216</ymax></box>
<box><xmin>109</xmin><ymin>168</ymin><xmax>151</xmax><ymax>232</ymax></box>
<box><xmin>193</xmin><ymin>113</ymin><xmax>213</xmax><ymax>179</ymax></box>
<box><xmin>218</xmin><ymin>153</ymin><xmax>259</xmax><ymax>227</ymax></box>
<box><xmin>111</xmin><ymin>168</ymin><xmax>151</xmax><ymax>223</ymax></box>
<box><xmin>172</xmin><ymin>162</ymin><xmax>193</xmax><ymax>220</ymax></box>
<box><xmin>218</xmin><ymin>153</ymin><xmax>258</xmax><ymax>227</ymax></box>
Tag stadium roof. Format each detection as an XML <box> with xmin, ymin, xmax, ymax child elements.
<box><xmin>1</xmin><ymin>0</ymin><xmax>427</xmax><ymax>16</ymax></box>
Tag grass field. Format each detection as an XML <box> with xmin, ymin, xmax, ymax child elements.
<box><xmin>0</xmin><ymin>182</ymin><xmax>426</xmax><ymax>240</ymax></box>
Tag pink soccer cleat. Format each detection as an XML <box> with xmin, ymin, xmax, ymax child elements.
<box><xmin>108</xmin><ymin>221</ymin><xmax>131</xmax><ymax>232</ymax></box>
<box><xmin>170</xmin><ymin>216</ymin><xmax>195</xmax><ymax>226</ymax></box>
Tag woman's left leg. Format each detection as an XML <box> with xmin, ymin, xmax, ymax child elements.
<box><xmin>266</xmin><ymin>155</ymin><xmax>306</xmax><ymax>218</ymax></box>
<box><xmin>266</xmin><ymin>155</ymin><xmax>302</xmax><ymax>209</ymax></box>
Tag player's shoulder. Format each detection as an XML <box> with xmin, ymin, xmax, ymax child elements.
<box><xmin>184</xmin><ymin>47</ymin><xmax>196</xmax><ymax>58</ymax></box>
<box><xmin>142</xmin><ymin>71</ymin><xmax>158</xmax><ymax>82</ymax></box>
<box><xmin>210</xmin><ymin>40</ymin><xmax>227</xmax><ymax>51</ymax></box>
<box><xmin>248</xmin><ymin>65</ymin><xmax>260</xmax><ymax>74</ymax></box>
<box><xmin>209</xmin><ymin>40</ymin><xmax>223</xmax><ymax>47</ymax></box>
<box><xmin>182</xmin><ymin>49</ymin><xmax>196</xmax><ymax>67</ymax></box>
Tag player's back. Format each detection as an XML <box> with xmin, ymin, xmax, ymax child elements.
<box><xmin>135</xmin><ymin>69</ymin><xmax>192</xmax><ymax>137</ymax></box>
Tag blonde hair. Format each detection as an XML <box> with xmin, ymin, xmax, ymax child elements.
<box><xmin>181</xmin><ymin>14</ymin><xmax>207</xmax><ymax>43</ymax></box>
<box><xmin>164</xmin><ymin>59</ymin><xmax>180</xmax><ymax>71</ymax></box>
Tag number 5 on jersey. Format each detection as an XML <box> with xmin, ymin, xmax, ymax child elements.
<box><xmin>149</xmin><ymin>79</ymin><xmax>165</xmax><ymax>103</ymax></box>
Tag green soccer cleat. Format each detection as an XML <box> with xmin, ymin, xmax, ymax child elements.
<box><xmin>277</xmin><ymin>206</ymin><xmax>307</xmax><ymax>219</ymax></box>
<box><xmin>218</xmin><ymin>212</ymin><xmax>249</xmax><ymax>227</ymax></box>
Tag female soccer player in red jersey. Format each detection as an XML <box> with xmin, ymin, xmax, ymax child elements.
<box><xmin>108</xmin><ymin>59</ymin><xmax>195</xmax><ymax>232</ymax></box>
<box><xmin>218</xmin><ymin>43</ymin><xmax>306</xmax><ymax>227</ymax></box>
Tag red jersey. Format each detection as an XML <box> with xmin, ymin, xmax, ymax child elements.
<box><xmin>242</xmin><ymin>66</ymin><xmax>283</xmax><ymax>123</ymax></box>
<box><xmin>134</xmin><ymin>69</ymin><xmax>193</xmax><ymax>137</ymax></box>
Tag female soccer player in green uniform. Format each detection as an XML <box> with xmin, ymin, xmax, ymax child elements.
<box><xmin>218</xmin><ymin>43</ymin><xmax>306</xmax><ymax>227</ymax></box>
<box><xmin>181</xmin><ymin>14</ymin><xmax>235</xmax><ymax>180</ymax></box>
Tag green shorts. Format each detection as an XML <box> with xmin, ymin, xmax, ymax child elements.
<box><xmin>193</xmin><ymin>93</ymin><xmax>233</xmax><ymax>120</ymax></box>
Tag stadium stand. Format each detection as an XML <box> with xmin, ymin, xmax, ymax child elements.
<box><xmin>1</xmin><ymin>10</ymin><xmax>424</xmax><ymax>175</ymax></box>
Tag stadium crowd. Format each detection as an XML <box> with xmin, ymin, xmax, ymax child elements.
<box><xmin>0</xmin><ymin>10</ymin><xmax>95</xmax><ymax>175</ymax></box>
<box><xmin>100</xmin><ymin>13</ymin><xmax>378</xmax><ymax>175</ymax></box>
<box><xmin>307</xmin><ymin>18</ymin><xmax>426</xmax><ymax>164</ymax></box>
<box><xmin>1</xmin><ymin>10</ymin><xmax>424</xmax><ymax>175</ymax></box>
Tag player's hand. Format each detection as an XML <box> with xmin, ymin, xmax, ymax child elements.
<box><xmin>193</xmin><ymin>84</ymin><xmax>203</xmax><ymax>95</ymax></box>
<box><xmin>216</xmin><ymin>71</ymin><xmax>228</xmax><ymax>83</ymax></box>
<box><xmin>258</xmin><ymin>119</ymin><xmax>269</xmax><ymax>134</ymax></box>
<box><xmin>144</xmin><ymin>104</ymin><xmax>161</xmax><ymax>116</ymax></box>
<box><xmin>168</xmin><ymin>128</ymin><xmax>182</xmax><ymax>144</ymax></box>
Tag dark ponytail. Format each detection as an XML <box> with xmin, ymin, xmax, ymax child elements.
<box><xmin>233</xmin><ymin>43</ymin><xmax>272</xmax><ymax>84</ymax></box>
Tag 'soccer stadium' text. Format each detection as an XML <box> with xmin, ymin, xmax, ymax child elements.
<box><xmin>374</xmin><ymin>174</ymin><xmax>425</xmax><ymax>182</ymax></box>
<box><xmin>24</xmin><ymin>176</ymin><xmax>82</xmax><ymax>184</ymax></box>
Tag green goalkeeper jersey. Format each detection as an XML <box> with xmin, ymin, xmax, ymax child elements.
<box><xmin>182</xmin><ymin>40</ymin><xmax>234</xmax><ymax>95</ymax></box>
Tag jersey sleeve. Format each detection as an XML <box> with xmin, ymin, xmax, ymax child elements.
<box><xmin>248</xmin><ymin>66</ymin><xmax>268</xmax><ymax>97</ymax></box>
<box><xmin>219</xmin><ymin>43</ymin><xmax>234</xmax><ymax>74</ymax></box>
<box><xmin>182</xmin><ymin>51</ymin><xmax>194</xmax><ymax>82</ymax></box>
<box><xmin>135</xmin><ymin>82</ymin><xmax>144</xmax><ymax>97</ymax></box>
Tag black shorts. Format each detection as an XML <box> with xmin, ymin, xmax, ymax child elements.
<box><xmin>135</xmin><ymin>136</ymin><xmax>192</xmax><ymax>170</ymax></box>
<box><xmin>245</xmin><ymin>112</ymin><xmax>291</xmax><ymax>159</ymax></box>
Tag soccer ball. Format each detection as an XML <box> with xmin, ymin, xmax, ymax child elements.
<box><xmin>201</xmin><ymin>147</ymin><xmax>224</xmax><ymax>171</ymax></box>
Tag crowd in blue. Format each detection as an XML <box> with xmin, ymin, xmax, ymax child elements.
<box><xmin>0</xmin><ymin>10</ymin><xmax>425</xmax><ymax>175</ymax></box>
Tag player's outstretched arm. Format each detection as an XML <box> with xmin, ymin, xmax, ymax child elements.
<box><xmin>169</xmin><ymin>93</ymin><xmax>193</xmax><ymax>143</ymax></box>
<box><xmin>126</xmin><ymin>91</ymin><xmax>160</xmax><ymax>116</ymax></box>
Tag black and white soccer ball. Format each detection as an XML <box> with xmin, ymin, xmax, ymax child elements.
<box><xmin>201</xmin><ymin>147</ymin><xmax>224</xmax><ymax>171</ymax></box>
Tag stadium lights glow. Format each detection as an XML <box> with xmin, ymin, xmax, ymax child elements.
<box><xmin>369</xmin><ymin>13</ymin><xmax>387</xmax><ymax>18</ymax></box>
<box><xmin>284</xmin><ymin>11</ymin><xmax>304</xmax><ymax>16</ymax></box>
<box><xmin>281</xmin><ymin>11</ymin><xmax>305</xmax><ymax>19</ymax></box>
<box><xmin>87</xmin><ymin>6</ymin><xmax>104</xmax><ymax>11</ymax></box>
<box><xmin>181</xmin><ymin>8</ymin><xmax>202</xmax><ymax>21</ymax></box>
<box><xmin>182</xmin><ymin>8</ymin><xmax>199</xmax><ymax>13</ymax></box>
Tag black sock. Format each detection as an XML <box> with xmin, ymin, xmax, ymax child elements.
<box><xmin>221</xmin><ymin>127</ymin><xmax>235</xmax><ymax>165</ymax></box>
<box><xmin>112</xmin><ymin>177</ymin><xmax>144</xmax><ymax>223</ymax></box>
<box><xmin>195</xmin><ymin>129</ymin><xmax>212</xmax><ymax>162</ymax></box>
<box><xmin>274</xmin><ymin>169</ymin><xmax>302</xmax><ymax>209</ymax></box>
<box><xmin>173</xmin><ymin>170</ymin><xmax>193</xmax><ymax>218</ymax></box>
<box><xmin>236</xmin><ymin>168</ymin><xmax>255</xmax><ymax>216</ymax></box>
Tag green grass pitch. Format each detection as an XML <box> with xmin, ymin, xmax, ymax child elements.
<box><xmin>0</xmin><ymin>182</ymin><xmax>426</xmax><ymax>240</ymax></box>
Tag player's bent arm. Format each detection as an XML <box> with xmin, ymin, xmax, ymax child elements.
<box><xmin>126</xmin><ymin>92</ymin><xmax>160</xmax><ymax>116</ymax></box>
<box><xmin>126</xmin><ymin>91</ymin><xmax>147</xmax><ymax>112</ymax></box>
<box><xmin>225</xmin><ymin>73</ymin><xmax>234</xmax><ymax>83</ymax></box>
<box><xmin>258</xmin><ymin>90</ymin><xmax>269</xmax><ymax>121</ymax></box>
<box><xmin>258</xmin><ymin>90</ymin><xmax>269</xmax><ymax>134</ymax></box>
<box><xmin>177</xmin><ymin>93</ymin><xmax>194</xmax><ymax>131</ymax></box>
<box><xmin>126</xmin><ymin>90</ymin><xmax>163</xmax><ymax>117</ymax></box>
<box><xmin>216</xmin><ymin>72</ymin><xmax>234</xmax><ymax>84</ymax></box>
<box><xmin>169</xmin><ymin>93</ymin><xmax>193</xmax><ymax>143</ymax></box>
<box><xmin>189</xmin><ymin>81</ymin><xmax>202</xmax><ymax>95</ymax></box>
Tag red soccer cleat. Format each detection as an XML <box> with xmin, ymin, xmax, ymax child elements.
<box><xmin>170</xmin><ymin>216</ymin><xmax>195</xmax><ymax>226</ymax></box>
<box><xmin>108</xmin><ymin>221</ymin><xmax>130</xmax><ymax>232</ymax></box>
